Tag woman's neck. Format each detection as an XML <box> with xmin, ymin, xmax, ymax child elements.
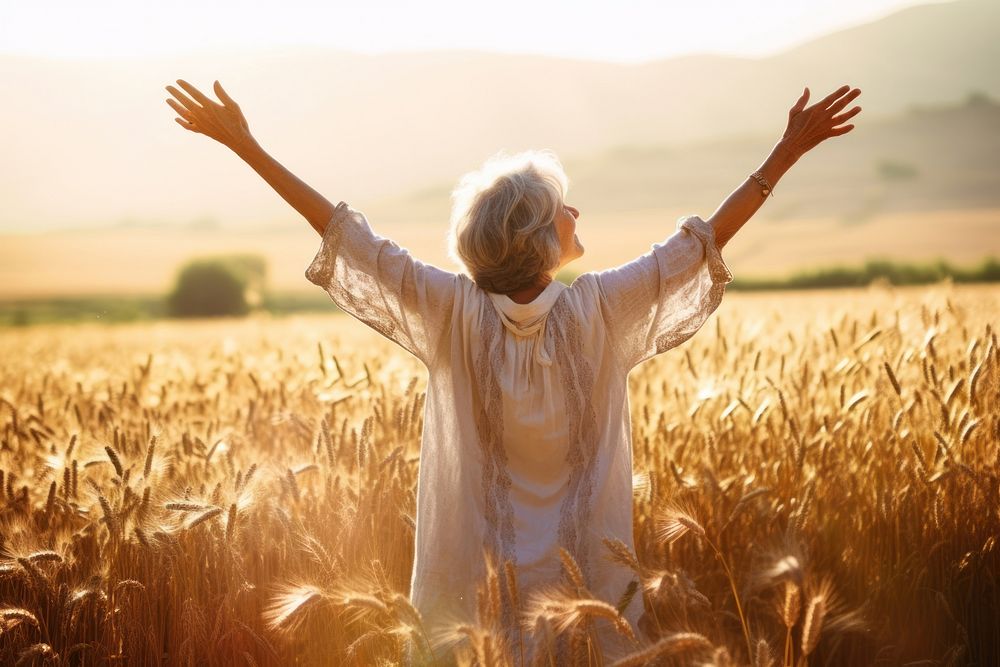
<box><xmin>505</xmin><ymin>274</ymin><xmax>554</xmax><ymax>304</ymax></box>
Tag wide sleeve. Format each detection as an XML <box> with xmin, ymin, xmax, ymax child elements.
<box><xmin>305</xmin><ymin>201</ymin><xmax>458</xmax><ymax>367</ymax></box>
<box><xmin>593</xmin><ymin>215</ymin><xmax>734</xmax><ymax>372</ymax></box>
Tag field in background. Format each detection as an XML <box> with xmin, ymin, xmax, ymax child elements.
<box><xmin>0</xmin><ymin>284</ymin><xmax>997</xmax><ymax>665</ymax></box>
<box><xmin>2</xmin><ymin>207</ymin><xmax>999</xmax><ymax>300</ymax></box>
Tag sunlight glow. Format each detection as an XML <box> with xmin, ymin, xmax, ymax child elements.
<box><xmin>0</xmin><ymin>0</ymin><xmax>938</xmax><ymax>63</ymax></box>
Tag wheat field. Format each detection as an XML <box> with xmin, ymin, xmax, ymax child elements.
<box><xmin>0</xmin><ymin>283</ymin><xmax>997</xmax><ymax>666</ymax></box>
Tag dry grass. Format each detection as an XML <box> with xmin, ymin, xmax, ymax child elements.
<box><xmin>0</xmin><ymin>282</ymin><xmax>997</xmax><ymax>665</ymax></box>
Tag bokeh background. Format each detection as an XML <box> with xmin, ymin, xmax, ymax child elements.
<box><xmin>1</xmin><ymin>0</ymin><xmax>998</xmax><ymax>321</ymax></box>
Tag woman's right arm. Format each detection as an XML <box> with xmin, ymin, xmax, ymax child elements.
<box><xmin>165</xmin><ymin>79</ymin><xmax>337</xmax><ymax>236</ymax></box>
<box><xmin>166</xmin><ymin>79</ymin><xmax>460</xmax><ymax>367</ymax></box>
<box><xmin>707</xmin><ymin>85</ymin><xmax>862</xmax><ymax>250</ymax></box>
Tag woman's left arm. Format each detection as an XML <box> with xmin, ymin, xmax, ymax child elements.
<box><xmin>708</xmin><ymin>84</ymin><xmax>862</xmax><ymax>250</ymax></box>
<box><xmin>165</xmin><ymin>79</ymin><xmax>337</xmax><ymax>236</ymax></box>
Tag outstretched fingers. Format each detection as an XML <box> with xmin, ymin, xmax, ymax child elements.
<box><xmin>213</xmin><ymin>80</ymin><xmax>239</xmax><ymax>109</ymax></box>
<box><xmin>811</xmin><ymin>84</ymin><xmax>851</xmax><ymax>112</ymax></box>
<box><xmin>830</xmin><ymin>105</ymin><xmax>862</xmax><ymax>127</ymax></box>
<box><xmin>789</xmin><ymin>87</ymin><xmax>810</xmax><ymax>116</ymax></box>
<box><xmin>826</xmin><ymin>88</ymin><xmax>862</xmax><ymax>117</ymax></box>
<box><xmin>165</xmin><ymin>98</ymin><xmax>194</xmax><ymax>121</ymax></box>
<box><xmin>165</xmin><ymin>84</ymin><xmax>201</xmax><ymax>112</ymax></box>
<box><xmin>174</xmin><ymin>117</ymin><xmax>198</xmax><ymax>133</ymax></box>
<box><xmin>176</xmin><ymin>79</ymin><xmax>219</xmax><ymax>108</ymax></box>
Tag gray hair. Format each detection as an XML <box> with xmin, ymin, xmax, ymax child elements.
<box><xmin>447</xmin><ymin>149</ymin><xmax>569</xmax><ymax>294</ymax></box>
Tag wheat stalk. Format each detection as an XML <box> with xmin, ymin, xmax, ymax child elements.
<box><xmin>609</xmin><ymin>632</ymin><xmax>713</xmax><ymax>667</ymax></box>
<box><xmin>800</xmin><ymin>592</ymin><xmax>828</xmax><ymax>658</ymax></box>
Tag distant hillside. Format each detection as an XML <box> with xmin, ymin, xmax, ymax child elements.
<box><xmin>1</xmin><ymin>97</ymin><xmax>998</xmax><ymax>299</ymax></box>
<box><xmin>0</xmin><ymin>0</ymin><xmax>997</xmax><ymax>232</ymax></box>
<box><xmin>369</xmin><ymin>95</ymin><xmax>1000</xmax><ymax>225</ymax></box>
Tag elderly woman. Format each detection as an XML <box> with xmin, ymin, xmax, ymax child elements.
<box><xmin>165</xmin><ymin>80</ymin><xmax>860</xmax><ymax>663</ymax></box>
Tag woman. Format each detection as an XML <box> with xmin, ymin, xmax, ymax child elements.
<box><xmin>165</xmin><ymin>79</ymin><xmax>860</xmax><ymax>663</ymax></box>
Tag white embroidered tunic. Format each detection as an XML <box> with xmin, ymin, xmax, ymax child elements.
<box><xmin>305</xmin><ymin>201</ymin><xmax>734</xmax><ymax>662</ymax></box>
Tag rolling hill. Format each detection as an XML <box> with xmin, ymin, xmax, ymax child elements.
<box><xmin>1</xmin><ymin>97</ymin><xmax>997</xmax><ymax>298</ymax></box>
<box><xmin>0</xmin><ymin>0</ymin><xmax>997</xmax><ymax>234</ymax></box>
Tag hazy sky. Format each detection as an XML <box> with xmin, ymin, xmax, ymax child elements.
<box><xmin>1</xmin><ymin>0</ymin><xmax>937</xmax><ymax>63</ymax></box>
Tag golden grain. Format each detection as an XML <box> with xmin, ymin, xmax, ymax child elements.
<box><xmin>781</xmin><ymin>581</ymin><xmax>801</xmax><ymax>629</ymax></box>
<box><xmin>800</xmin><ymin>593</ymin><xmax>827</xmax><ymax>657</ymax></box>
<box><xmin>609</xmin><ymin>632</ymin><xmax>712</xmax><ymax>667</ymax></box>
<box><xmin>0</xmin><ymin>287</ymin><xmax>996</xmax><ymax>665</ymax></box>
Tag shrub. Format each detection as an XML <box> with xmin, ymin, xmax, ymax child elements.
<box><xmin>876</xmin><ymin>159</ymin><xmax>918</xmax><ymax>181</ymax></box>
<box><xmin>167</xmin><ymin>257</ymin><xmax>259</xmax><ymax>318</ymax></box>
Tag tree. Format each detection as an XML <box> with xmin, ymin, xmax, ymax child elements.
<box><xmin>166</xmin><ymin>255</ymin><xmax>266</xmax><ymax>318</ymax></box>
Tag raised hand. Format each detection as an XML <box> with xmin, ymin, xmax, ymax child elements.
<box><xmin>781</xmin><ymin>84</ymin><xmax>862</xmax><ymax>159</ymax></box>
<box><xmin>165</xmin><ymin>79</ymin><xmax>256</xmax><ymax>152</ymax></box>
